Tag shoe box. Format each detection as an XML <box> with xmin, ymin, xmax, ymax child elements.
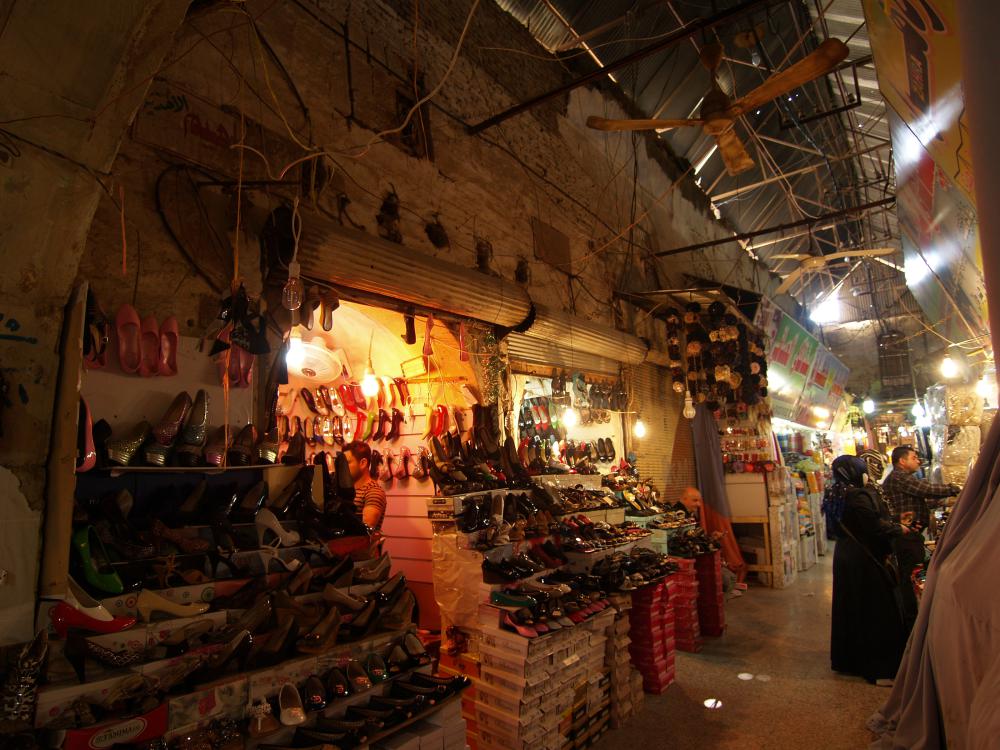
<box><xmin>56</xmin><ymin>702</ymin><xmax>170</xmax><ymax>750</ymax></box>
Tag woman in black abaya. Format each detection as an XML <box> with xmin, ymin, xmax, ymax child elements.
<box><xmin>829</xmin><ymin>455</ymin><xmax>909</xmax><ymax>684</ymax></box>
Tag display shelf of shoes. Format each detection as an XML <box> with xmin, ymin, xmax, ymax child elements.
<box><xmin>532</xmin><ymin>474</ymin><xmax>603</xmax><ymax>490</ymax></box>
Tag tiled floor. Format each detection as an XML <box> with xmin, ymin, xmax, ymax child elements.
<box><xmin>601</xmin><ymin>547</ymin><xmax>885</xmax><ymax>749</ymax></box>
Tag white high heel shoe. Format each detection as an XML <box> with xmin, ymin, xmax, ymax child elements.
<box><xmin>256</xmin><ymin>546</ymin><xmax>302</xmax><ymax>574</ymax></box>
<box><xmin>255</xmin><ymin>507</ymin><xmax>300</xmax><ymax>548</ymax></box>
<box><xmin>136</xmin><ymin>589</ymin><xmax>210</xmax><ymax>622</ymax></box>
<box><xmin>278</xmin><ymin>682</ymin><xmax>306</xmax><ymax>726</ymax></box>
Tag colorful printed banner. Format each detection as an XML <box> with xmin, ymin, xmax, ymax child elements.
<box><xmin>757</xmin><ymin>299</ymin><xmax>850</xmax><ymax>425</ymax></box>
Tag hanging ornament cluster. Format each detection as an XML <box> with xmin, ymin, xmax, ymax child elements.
<box><xmin>665</xmin><ymin>299</ymin><xmax>768</xmax><ymax>414</ymax></box>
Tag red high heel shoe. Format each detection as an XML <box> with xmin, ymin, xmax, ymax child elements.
<box><xmin>76</xmin><ymin>398</ymin><xmax>96</xmax><ymax>473</ymax></box>
<box><xmin>158</xmin><ymin>316</ymin><xmax>179</xmax><ymax>376</ymax></box>
<box><xmin>339</xmin><ymin>384</ymin><xmax>358</xmax><ymax>414</ymax></box>
<box><xmin>48</xmin><ymin>577</ymin><xmax>136</xmax><ymax>638</ymax></box>
<box><xmin>115</xmin><ymin>304</ymin><xmax>141</xmax><ymax>374</ymax></box>
<box><xmin>138</xmin><ymin>315</ymin><xmax>160</xmax><ymax>377</ymax></box>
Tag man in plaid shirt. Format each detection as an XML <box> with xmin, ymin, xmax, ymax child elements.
<box><xmin>882</xmin><ymin>445</ymin><xmax>961</xmax><ymax>629</ymax></box>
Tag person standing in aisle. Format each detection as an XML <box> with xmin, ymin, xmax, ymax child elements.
<box><xmin>343</xmin><ymin>441</ymin><xmax>388</xmax><ymax>532</ymax></box>
<box><xmin>882</xmin><ymin>445</ymin><xmax>961</xmax><ymax>631</ymax></box>
<box><xmin>829</xmin><ymin>455</ymin><xmax>909</xmax><ymax>686</ymax></box>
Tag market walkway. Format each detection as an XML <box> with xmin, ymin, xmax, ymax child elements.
<box><xmin>602</xmin><ymin>547</ymin><xmax>885</xmax><ymax>750</ymax></box>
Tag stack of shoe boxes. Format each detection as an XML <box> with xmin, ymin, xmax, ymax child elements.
<box><xmin>417</xmin><ymin>695</ymin><xmax>469</xmax><ymax>750</ymax></box>
<box><xmin>627</xmin><ymin>582</ymin><xmax>677</xmax><ymax>694</ymax></box>
<box><xmin>466</xmin><ymin>621</ymin><xmax>593</xmax><ymax>750</ymax></box>
<box><xmin>606</xmin><ymin>593</ymin><xmax>643</xmax><ymax>728</ymax></box>
<box><xmin>665</xmin><ymin>558</ymin><xmax>702</xmax><ymax>653</ymax></box>
<box><xmin>694</xmin><ymin>550</ymin><xmax>726</xmax><ymax>637</ymax></box>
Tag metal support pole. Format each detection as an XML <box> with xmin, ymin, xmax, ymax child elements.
<box><xmin>654</xmin><ymin>196</ymin><xmax>895</xmax><ymax>257</ymax></box>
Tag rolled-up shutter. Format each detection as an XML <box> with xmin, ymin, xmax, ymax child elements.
<box><xmin>275</xmin><ymin>207</ymin><xmax>533</xmax><ymax>328</ymax></box>
<box><xmin>507</xmin><ymin>332</ymin><xmax>620</xmax><ymax>374</ymax></box>
<box><xmin>525</xmin><ymin>304</ymin><xmax>648</xmax><ymax>365</ymax></box>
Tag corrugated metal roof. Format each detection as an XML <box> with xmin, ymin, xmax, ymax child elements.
<box><xmin>493</xmin><ymin>0</ymin><xmax>900</xmax><ymax>309</ymax></box>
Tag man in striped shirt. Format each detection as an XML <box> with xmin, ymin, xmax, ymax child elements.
<box><xmin>344</xmin><ymin>441</ymin><xmax>387</xmax><ymax>531</ymax></box>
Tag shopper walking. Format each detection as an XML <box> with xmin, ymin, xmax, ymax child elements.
<box><xmin>882</xmin><ymin>446</ymin><xmax>960</xmax><ymax>630</ymax></box>
<box><xmin>829</xmin><ymin>455</ymin><xmax>909</xmax><ymax>685</ymax></box>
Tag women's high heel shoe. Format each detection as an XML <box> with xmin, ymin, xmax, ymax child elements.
<box><xmin>105</xmin><ymin>421</ymin><xmax>151</xmax><ymax>466</ymax></box>
<box><xmin>296</xmin><ymin>606</ymin><xmax>341</xmax><ymax>654</ymax></box>
<box><xmin>0</xmin><ymin>630</ymin><xmax>47</xmax><ymax>729</ymax></box>
<box><xmin>278</xmin><ymin>682</ymin><xmax>306</xmax><ymax>726</ymax></box>
<box><xmin>227</xmin><ymin>424</ymin><xmax>257</xmax><ymax>466</ymax></box>
<box><xmin>322</xmin><ymin>584</ymin><xmax>365</xmax><ymax>611</ymax></box>
<box><xmin>326</xmin><ymin>667</ymin><xmax>351</xmax><ymax>699</ymax></box>
<box><xmin>64</xmin><ymin>631</ymin><xmax>143</xmax><ymax>683</ymax></box>
<box><xmin>254</xmin><ymin>616</ymin><xmax>298</xmax><ymax>668</ymax></box>
<box><xmin>76</xmin><ymin>398</ymin><xmax>97</xmax><ymax>473</ymax></box>
<box><xmin>380</xmin><ymin>590</ymin><xmax>416</xmax><ymax>631</ymax></box>
<box><xmin>136</xmin><ymin>589</ymin><xmax>210</xmax><ymax>622</ymax></box>
<box><xmin>364</xmin><ymin>653</ymin><xmax>389</xmax><ymax>683</ymax></box>
<box><xmin>256</xmin><ymin>546</ymin><xmax>302</xmax><ymax>574</ymax></box>
<box><xmin>174</xmin><ymin>389</ymin><xmax>210</xmax><ymax>466</ymax></box>
<box><xmin>187</xmin><ymin>630</ymin><xmax>252</xmax><ymax>685</ymax></box>
<box><xmin>203</xmin><ymin>425</ymin><xmax>232</xmax><ymax>467</ymax></box>
<box><xmin>256</xmin><ymin>508</ymin><xmax>300</xmax><ymax>548</ymax></box>
<box><xmin>344</xmin><ymin>598</ymin><xmax>379</xmax><ymax>641</ymax></box>
<box><xmin>353</xmin><ymin>554</ymin><xmax>391</xmax><ymax>584</ymax></box>
<box><xmin>401</xmin><ymin>632</ymin><xmax>431</xmax><ymax>667</ymax></box>
<box><xmin>151</xmin><ymin>391</ymin><xmax>192</xmax><ymax>448</ymax></box>
<box><xmin>49</xmin><ymin>577</ymin><xmax>136</xmax><ymax>638</ymax></box>
<box><xmin>248</xmin><ymin>700</ymin><xmax>280</xmax><ymax>739</ymax></box>
<box><xmin>72</xmin><ymin>526</ymin><xmax>124</xmax><ymax>595</ymax></box>
<box><xmin>152</xmin><ymin>519</ymin><xmax>211</xmax><ymax>554</ymax></box>
<box><xmin>346</xmin><ymin>659</ymin><xmax>372</xmax><ymax>692</ymax></box>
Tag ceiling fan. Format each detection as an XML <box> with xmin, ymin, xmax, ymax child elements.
<box><xmin>586</xmin><ymin>38</ymin><xmax>849</xmax><ymax>177</ymax></box>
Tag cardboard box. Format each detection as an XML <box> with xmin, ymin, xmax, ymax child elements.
<box><xmin>378</xmin><ymin>731</ymin><xmax>423</xmax><ymax>750</ymax></box>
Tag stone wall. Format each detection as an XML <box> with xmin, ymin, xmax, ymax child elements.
<box><xmin>1</xmin><ymin>0</ymin><xmax>782</xmax><ymax>643</ymax></box>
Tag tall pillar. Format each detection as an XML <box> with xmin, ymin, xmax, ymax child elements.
<box><xmin>956</xmin><ymin>3</ymin><xmax>1000</xmax><ymax>375</ymax></box>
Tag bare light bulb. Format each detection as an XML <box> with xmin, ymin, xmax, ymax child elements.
<box><xmin>282</xmin><ymin>260</ymin><xmax>303</xmax><ymax>310</ymax></box>
<box><xmin>911</xmin><ymin>401</ymin><xmax>925</xmax><ymax>418</ymax></box>
<box><xmin>683</xmin><ymin>391</ymin><xmax>696</xmax><ymax>420</ymax></box>
<box><xmin>562</xmin><ymin>406</ymin><xmax>579</xmax><ymax>428</ymax></box>
<box><xmin>862</xmin><ymin>398</ymin><xmax>875</xmax><ymax>414</ymax></box>
<box><xmin>360</xmin><ymin>364</ymin><xmax>380</xmax><ymax>398</ymax></box>
<box><xmin>286</xmin><ymin>328</ymin><xmax>305</xmax><ymax>370</ymax></box>
<box><xmin>633</xmin><ymin>418</ymin><xmax>647</xmax><ymax>438</ymax></box>
<box><xmin>940</xmin><ymin>355</ymin><xmax>959</xmax><ymax>379</ymax></box>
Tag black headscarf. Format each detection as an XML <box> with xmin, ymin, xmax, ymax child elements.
<box><xmin>823</xmin><ymin>455</ymin><xmax>869</xmax><ymax>537</ymax></box>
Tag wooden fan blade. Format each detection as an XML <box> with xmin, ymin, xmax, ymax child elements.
<box><xmin>715</xmin><ymin>129</ymin><xmax>755</xmax><ymax>176</ymax></box>
<box><xmin>586</xmin><ymin>115</ymin><xmax>703</xmax><ymax>132</ymax></box>
<box><xmin>731</xmin><ymin>38</ymin><xmax>849</xmax><ymax>116</ymax></box>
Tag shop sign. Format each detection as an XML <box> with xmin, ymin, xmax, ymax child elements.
<box><xmin>862</xmin><ymin>0</ymin><xmax>974</xmax><ymax>204</ymax></box>
<box><xmin>890</xmin><ymin>109</ymin><xmax>988</xmax><ymax>346</ymax></box>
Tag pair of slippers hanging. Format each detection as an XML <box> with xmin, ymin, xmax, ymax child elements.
<box><xmin>115</xmin><ymin>303</ymin><xmax>179</xmax><ymax>377</ymax></box>
<box><xmin>209</xmin><ymin>284</ymin><xmax>270</xmax><ymax>388</ymax></box>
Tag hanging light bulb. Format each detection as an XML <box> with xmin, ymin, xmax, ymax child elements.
<box><xmin>862</xmin><ymin>398</ymin><xmax>875</xmax><ymax>414</ymax></box>
<box><xmin>360</xmin><ymin>330</ymin><xmax>379</xmax><ymax>397</ymax></box>
<box><xmin>360</xmin><ymin>363</ymin><xmax>380</xmax><ymax>398</ymax></box>
<box><xmin>940</xmin><ymin>355</ymin><xmax>959</xmax><ymax>379</ymax></box>
<box><xmin>911</xmin><ymin>401</ymin><xmax>926</xmax><ymax>418</ymax></box>
<box><xmin>562</xmin><ymin>406</ymin><xmax>580</xmax><ymax>428</ymax></box>
<box><xmin>633</xmin><ymin>418</ymin><xmax>647</xmax><ymax>438</ymax></box>
<box><xmin>282</xmin><ymin>259</ymin><xmax>303</xmax><ymax>311</ymax></box>
<box><xmin>286</xmin><ymin>327</ymin><xmax>305</xmax><ymax>370</ymax></box>
<box><xmin>683</xmin><ymin>390</ymin><xmax>696</xmax><ymax>420</ymax></box>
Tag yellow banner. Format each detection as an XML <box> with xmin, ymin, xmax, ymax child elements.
<box><xmin>863</xmin><ymin>0</ymin><xmax>974</xmax><ymax>204</ymax></box>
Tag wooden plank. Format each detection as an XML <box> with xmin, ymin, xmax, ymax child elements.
<box><xmin>40</xmin><ymin>284</ymin><xmax>87</xmax><ymax>597</ymax></box>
